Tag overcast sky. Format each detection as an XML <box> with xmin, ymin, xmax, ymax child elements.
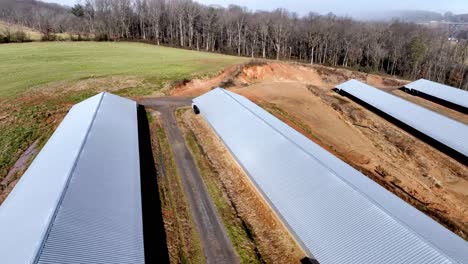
<box><xmin>44</xmin><ymin>0</ymin><xmax>468</xmax><ymax>16</ymax></box>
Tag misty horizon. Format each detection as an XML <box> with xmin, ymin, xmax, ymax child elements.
<box><xmin>41</xmin><ymin>0</ymin><xmax>468</xmax><ymax>18</ymax></box>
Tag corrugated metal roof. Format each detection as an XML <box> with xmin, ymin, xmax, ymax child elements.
<box><xmin>336</xmin><ymin>79</ymin><xmax>468</xmax><ymax>158</ymax></box>
<box><xmin>193</xmin><ymin>88</ymin><xmax>468</xmax><ymax>264</ymax></box>
<box><xmin>404</xmin><ymin>79</ymin><xmax>468</xmax><ymax>109</ymax></box>
<box><xmin>0</xmin><ymin>92</ymin><xmax>145</xmax><ymax>264</ymax></box>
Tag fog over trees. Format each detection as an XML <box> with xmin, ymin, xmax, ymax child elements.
<box><xmin>1</xmin><ymin>0</ymin><xmax>467</xmax><ymax>89</ymax></box>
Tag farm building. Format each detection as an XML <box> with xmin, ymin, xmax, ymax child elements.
<box><xmin>0</xmin><ymin>92</ymin><xmax>167</xmax><ymax>264</ymax></box>
<box><xmin>193</xmin><ymin>88</ymin><xmax>468</xmax><ymax>264</ymax></box>
<box><xmin>336</xmin><ymin>79</ymin><xmax>468</xmax><ymax>160</ymax></box>
<box><xmin>404</xmin><ymin>79</ymin><xmax>468</xmax><ymax>110</ymax></box>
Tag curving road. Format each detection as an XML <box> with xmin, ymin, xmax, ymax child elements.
<box><xmin>139</xmin><ymin>97</ymin><xmax>239</xmax><ymax>264</ymax></box>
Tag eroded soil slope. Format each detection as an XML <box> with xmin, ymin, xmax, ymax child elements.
<box><xmin>175</xmin><ymin>62</ymin><xmax>468</xmax><ymax>239</ymax></box>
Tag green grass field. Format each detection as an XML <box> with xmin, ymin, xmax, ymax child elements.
<box><xmin>0</xmin><ymin>42</ymin><xmax>245</xmax><ymax>97</ymax></box>
<box><xmin>0</xmin><ymin>41</ymin><xmax>246</xmax><ymax>183</ymax></box>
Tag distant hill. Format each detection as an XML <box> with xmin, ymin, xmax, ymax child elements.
<box><xmin>355</xmin><ymin>10</ymin><xmax>441</xmax><ymax>22</ymax></box>
<box><xmin>0</xmin><ymin>0</ymin><xmax>71</xmax><ymax>32</ymax></box>
<box><xmin>355</xmin><ymin>9</ymin><xmax>468</xmax><ymax>23</ymax></box>
<box><xmin>0</xmin><ymin>0</ymin><xmax>68</xmax><ymax>14</ymax></box>
<box><xmin>448</xmin><ymin>13</ymin><xmax>468</xmax><ymax>23</ymax></box>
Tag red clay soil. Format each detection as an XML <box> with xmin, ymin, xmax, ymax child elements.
<box><xmin>171</xmin><ymin>65</ymin><xmax>240</xmax><ymax>97</ymax></box>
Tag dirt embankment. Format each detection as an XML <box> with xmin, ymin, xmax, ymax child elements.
<box><xmin>173</xmin><ymin>60</ymin><xmax>466</xmax><ymax>123</ymax></box>
<box><xmin>178</xmin><ymin>109</ymin><xmax>306</xmax><ymax>263</ymax></box>
<box><xmin>174</xmin><ymin>61</ymin><xmax>468</xmax><ymax>240</ymax></box>
<box><xmin>172</xmin><ymin>61</ymin><xmax>406</xmax><ymax>97</ymax></box>
<box><xmin>171</xmin><ymin>65</ymin><xmax>241</xmax><ymax>97</ymax></box>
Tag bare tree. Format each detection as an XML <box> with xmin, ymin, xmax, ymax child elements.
<box><xmin>147</xmin><ymin>0</ymin><xmax>163</xmax><ymax>44</ymax></box>
<box><xmin>2</xmin><ymin>0</ymin><xmax>467</xmax><ymax>89</ymax></box>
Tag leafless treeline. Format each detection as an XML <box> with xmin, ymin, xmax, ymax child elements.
<box><xmin>0</xmin><ymin>0</ymin><xmax>72</xmax><ymax>36</ymax></box>
<box><xmin>1</xmin><ymin>0</ymin><xmax>467</xmax><ymax>89</ymax></box>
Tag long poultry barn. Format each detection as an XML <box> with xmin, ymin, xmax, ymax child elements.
<box><xmin>0</xmin><ymin>92</ymin><xmax>165</xmax><ymax>264</ymax></box>
<box><xmin>404</xmin><ymin>78</ymin><xmax>468</xmax><ymax>110</ymax></box>
<box><xmin>192</xmin><ymin>88</ymin><xmax>468</xmax><ymax>264</ymax></box>
<box><xmin>336</xmin><ymin>79</ymin><xmax>468</xmax><ymax>160</ymax></box>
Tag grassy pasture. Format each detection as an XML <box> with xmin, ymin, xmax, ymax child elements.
<box><xmin>0</xmin><ymin>42</ymin><xmax>245</xmax><ymax>97</ymax></box>
<box><xmin>0</xmin><ymin>41</ymin><xmax>246</xmax><ymax>183</ymax></box>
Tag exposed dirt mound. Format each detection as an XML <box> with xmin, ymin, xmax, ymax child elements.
<box><xmin>172</xmin><ymin>61</ymin><xmax>407</xmax><ymax>97</ymax></box>
<box><xmin>171</xmin><ymin>65</ymin><xmax>241</xmax><ymax>96</ymax></box>
<box><xmin>238</xmin><ymin>62</ymin><xmax>325</xmax><ymax>86</ymax></box>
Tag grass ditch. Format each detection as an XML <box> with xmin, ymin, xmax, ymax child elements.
<box><xmin>149</xmin><ymin>113</ymin><xmax>205</xmax><ymax>264</ymax></box>
<box><xmin>0</xmin><ymin>90</ymin><xmax>99</xmax><ymax>182</ymax></box>
<box><xmin>176</xmin><ymin>108</ymin><xmax>265</xmax><ymax>264</ymax></box>
<box><xmin>0</xmin><ymin>89</ymin><xmax>106</xmax><ymax>204</ymax></box>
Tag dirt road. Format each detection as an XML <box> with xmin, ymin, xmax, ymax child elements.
<box><xmin>139</xmin><ymin>97</ymin><xmax>239</xmax><ymax>264</ymax></box>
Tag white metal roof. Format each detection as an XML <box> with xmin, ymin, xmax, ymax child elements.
<box><xmin>193</xmin><ymin>88</ymin><xmax>468</xmax><ymax>264</ymax></box>
<box><xmin>404</xmin><ymin>79</ymin><xmax>468</xmax><ymax>109</ymax></box>
<box><xmin>336</xmin><ymin>79</ymin><xmax>468</xmax><ymax>158</ymax></box>
<box><xmin>0</xmin><ymin>92</ymin><xmax>145</xmax><ymax>264</ymax></box>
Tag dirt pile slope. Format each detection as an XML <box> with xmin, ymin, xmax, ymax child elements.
<box><xmin>172</xmin><ymin>61</ymin><xmax>406</xmax><ymax>95</ymax></box>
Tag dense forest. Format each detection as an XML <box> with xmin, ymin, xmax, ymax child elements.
<box><xmin>1</xmin><ymin>0</ymin><xmax>467</xmax><ymax>89</ymax></box>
